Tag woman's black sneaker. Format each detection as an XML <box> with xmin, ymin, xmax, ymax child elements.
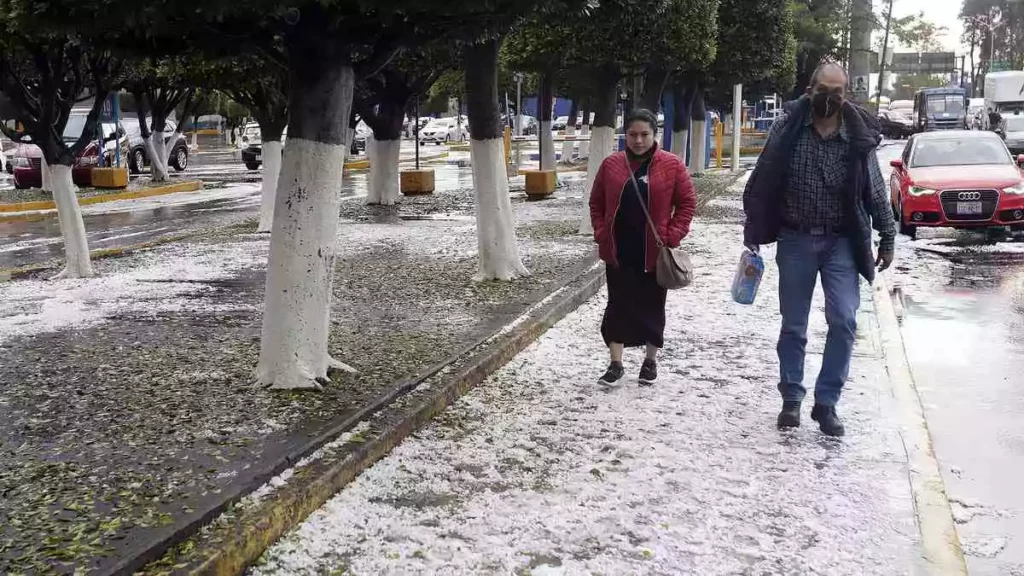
<box><xmin>598</xmin><ymin>362</ymin><xmax>625</xmax><ymax>386</ymax></box>
<box><xmin>638</xmin><ymin>359</ymin><xmax>658</xmax><ymax>386</ymax></box>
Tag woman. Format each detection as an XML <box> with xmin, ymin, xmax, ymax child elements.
<box><xmin>589</xmin><ymin>109</ymin><xmax>697</xmax><ymax>386</ymax></box>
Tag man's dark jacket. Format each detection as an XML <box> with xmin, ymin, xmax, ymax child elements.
<box><xmin>743</xmin><ymin>95</ymin><xmax>883</xmax><ymax>283</ymax></box>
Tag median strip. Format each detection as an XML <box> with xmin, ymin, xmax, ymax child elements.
<box><xmin>0</xmin><ymin>180</ymin><xmax>204</xmax><ymax>220</ymax></box>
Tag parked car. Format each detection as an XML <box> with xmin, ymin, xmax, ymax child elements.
<box><xmin>878</xmin><ymin>109</ymin><xmax>914</xmax><ymax>140</ymax></box>
<box><xmin>889</xmin><ymin>130</ymin><xmax>1024</xmax><ymax>239</ymax></box>
<box><xmin>352</xmin><ymin>120</ymin><xmax>370</xmax><ymax>154</ymax></box>
<box><xmin>552</xmin><ymin>116</ymin><xmax>570</xmax><ymax>131</ymax></box>
<box><xmin>997</xmin><ymin>113</ymin><xmax>1024</xmax><ymax>154</ymax></box>
<box><xmin>419</xmin><ymin>117</ymin><xmax>465</xmax><ymax>145</ymax></box>
<box><xmin>404</xmin><ymin>117</ymin><xmax>430</xmax><ymax>138</ymax></box>
<box><xmin>120</xmin><ymin>117</ymin><xmax>189</xmax><ymax>174</ymax></box>
<box><xmin>512</xmin><ymin>115</ymin><xmax>538</xmax><ymax>135</ymax></box>
<box><xmin>10</xmin><ymin>113</ymin><xmax>130</xmax><ymax>189</ymax></box>
<box><xmin>239</xmin><ymin>124</ymin><xmax>290</xmax><ymax>169</ymax></box>
<box><xmin>1</xmin><ymin>133</ymin><xmax>18</xmax><ymax>173</ymax></box>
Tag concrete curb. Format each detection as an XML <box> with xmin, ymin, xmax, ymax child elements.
<box><xmin>0</xmin><ymin>180</ymin><xmax>204</xmax><ymax>220</ymax></box>
<box><xmin>343</xmin><ymin>151</ymin><xmax>450</xmax><ymax>171</ymax></box>
<box><xmin>133</xmin><ymin>260</ymin><xmax>606</xmax><ymax>576</ymax></box>
<box><xmin>871</xmin><ymin>273</ymin><xmax>967</xmax><ymax>574</ymax></box>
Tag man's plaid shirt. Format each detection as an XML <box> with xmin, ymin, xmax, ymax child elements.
<box><xmin>765</xmin><ymin>113</ymin><xmax>896</xmax><ymax>253</ymax></box>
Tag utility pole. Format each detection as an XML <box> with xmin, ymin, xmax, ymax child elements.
<box><xmin>875</xmin><ymin>0</ymin><xmax>894</xmax><ymax>111</ymax></box>
<box><xmin>849</xmin><ymin>0</ymin><xmax>873</xmax><ymax>104</ymax></box>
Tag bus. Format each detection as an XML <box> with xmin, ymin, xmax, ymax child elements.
<box><xmin>913</xmin><ymin>87</ymin><xmax>968</xmax><ymax>132</ymax></box>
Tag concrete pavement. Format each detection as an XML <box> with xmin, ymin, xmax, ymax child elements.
<box><xmin>251</xmin><ymin>189</ymin><xmax>944</xmax><ymax>574</ymax></box>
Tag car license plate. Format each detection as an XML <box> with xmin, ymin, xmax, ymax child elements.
<box><xmin>255</xmin><ymin>153</ymin><xmax>261</xmax><ymax>160</ymax></box>
<box><xmin>957</xmin><ymin>201</ymin><xmax>983</xmax><ymax>215</ymax></box>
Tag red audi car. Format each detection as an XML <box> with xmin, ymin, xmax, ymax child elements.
<box><xmin>889</xmin><ymin>130</ymin><xmax>1024</xmax><ymax>239</ymax></box>
<box><xmin>10</xmin><ymin>113</ymin><xmax>129</xmax><ymax>189</ymax></box>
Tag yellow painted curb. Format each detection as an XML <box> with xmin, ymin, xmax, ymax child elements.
<box><xmin>197</xmin><ymin>129</ymin><xmax>221</xmax><ymax>136</ymax></box>
<box><xmin>0</xmin><ymin>181</ymin><xmax>204</xmax><ymax>222</ymax></box>
<box><xmin>871</xmin><ymin>273</ymin><xmax>967</xmax><ymax>574</ymax></box>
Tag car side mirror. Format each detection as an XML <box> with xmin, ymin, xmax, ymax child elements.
<box><xmin>890</xmin><ymin>159</ymin><xmax>904</xmax><ymax>169</ymax></box>
<box><xmin>1017</xmin><ymin>154</ymin><xmax>1024</xmax><ymax>167</ymax></box>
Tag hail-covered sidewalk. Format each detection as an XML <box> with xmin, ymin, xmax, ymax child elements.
<box><xmin>252</xmin><ymin>212</ymin><xmax>931</xmax><ymax>574</ymax></box>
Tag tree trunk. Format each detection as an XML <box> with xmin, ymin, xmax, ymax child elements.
<box><xmin>578</xmin><ymin>101</ymin><xmax>591</xmax><ymax>159</ymax></box>
<box><xmin>256</xmin><ymin>47</ymin><xmax>356</xmax><ymax>390</ymax></box>
<box><xmin>638</xmin><ymin>66</ymin><xmax>670</xmax><ymax>113</ymax></box>
<box><xmin>366</xmin><ymin>95</ymin><xmax>407</xmax><ymax>206</ymax></box>
<box><xmin>688</xmin><ymin>81</ymin><xmax>708</xmax><ymax>175</ymax></box>
<box><xmin>50</xmin><ymin>163</ymin><xmax>93</xmax><ymax>279</ymax></box>
<box><xmin>367</xmin><ymin>137</ymin><xmax>401</xmax><ymax>205</ymax></box>
<box><xmin>147</xmin><ymin>113</ymin><xmax>171</xmax><ymax>182</ymax></box>
<box><xmin>560</xmin><ymin>98</ymin><xmax>579</xmax><ymax>164</ymax></box>
<box><xmin>40</xmin><ymin>156</ymin><xmax>52</xmax><ymax>192</ymax></box>
<box><xmin>464</xmin><ymin>38</ymin><xmax>529</xmax><ymax>281</ymax></box>
<box><xmin>255</xmin><ymin>118</ymin><xmax>287</xmax><ymax>233</ymax></box>
<box><xmin>672</xmin><ymin>76</ymin><xmax>696</xmax><ymax>162</ymax></box>
<box><xmin>257</xmin><ymin>141</ymin><xmax>283</xmax><ymax>233</ymax></box>
<box><xmin>580</xmin><ymin>66</ymin><xmax>620</xmax><ymax>235</ymax></box>
<box><xmin>538</xmin><ymin>72</ymin><xmax>556</xmax><ymax>171</ymax></box>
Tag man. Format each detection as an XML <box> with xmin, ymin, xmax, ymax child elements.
<box><xmin>743</xmin><ymin>63</ymin><xmax>896</xmax><ymax>437</ymax></box>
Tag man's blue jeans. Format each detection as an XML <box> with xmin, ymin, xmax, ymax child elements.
<box><xmin>775</xmin><ymin>228</ymin><xmax>860</xmax><ymax>407</ymax></box>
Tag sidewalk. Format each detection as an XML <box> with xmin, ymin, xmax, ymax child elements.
<box><xmin>251</xmin><ymin>210</ymin><xmax>937</xmax><ymax>574</ymax></box>
<box><xmin>0</xmin><ymin>172</ymin><xmax>739</xmax><ymax>574</ymax></box>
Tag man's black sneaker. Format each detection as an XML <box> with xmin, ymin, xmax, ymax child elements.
<box><xmin>638</xmin><ymin>359</ymin><xmax>658</xmax><ymax>386</ymax></box>
<box><xmin>777</xmin><ymin>401</ymin><xmax>802</xmax><ymax>429</ymax></box>
<box><xmin>598</xmin><ymin>362</ymin><xmax>625</xmax><ymax>386</ymax></box>
<box><xmin>811</xmin><ymin>404</ymin><xmax>845</xmax><ymax>437</ymax></box>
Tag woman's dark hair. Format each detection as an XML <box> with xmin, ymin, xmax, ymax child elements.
<box><xmin>624</xmin><ymin>109</ymin><xmax>658</xmax><ymax>135</ymax></box>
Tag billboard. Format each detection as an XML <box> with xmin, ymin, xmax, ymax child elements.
<box><xmin>890</xmin><ymin>52</ymin><xmax>956</xmax><ymax>75</ymax></box>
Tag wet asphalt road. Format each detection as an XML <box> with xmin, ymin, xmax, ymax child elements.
<box><xmin>877</xmin><ymin>140</ymin><xmax>1024</xmax><ymax>575</ymax></box>
<box><xmin>0</xmin><ymin>143</ymin><xmax>478</xmax><ymax>271</ymax></box>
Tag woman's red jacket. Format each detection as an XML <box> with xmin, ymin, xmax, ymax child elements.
<box><xmin>588</xmin><ymin>147</ymin><xmax>697</xmax><ymax>271</ymax></box>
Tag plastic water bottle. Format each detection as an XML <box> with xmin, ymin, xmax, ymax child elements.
<box><xmin>731</xmin><ymin>249</ymin><xmax>765</xmax><ymax>305</ymax></box>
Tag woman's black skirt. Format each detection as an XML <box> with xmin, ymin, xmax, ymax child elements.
<box><xmin>601</xmin><ymin>264</ymin><xmax>667</xmax><ymax>348</ymax></box>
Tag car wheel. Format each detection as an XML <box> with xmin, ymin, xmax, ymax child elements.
<box><xmin>172</xmin><ymin>148</ymin><xmax>188</xmax><ymax>171</ymax></box>
<box><xmin>245</xmin><ymin>162</ymin><xmax>260</xmax><ymax>170</ymax></box>
<box><xmin>130</xmin><ymin>149</ymin><xmax>145</xmax><ymax>174</ymax></box>
<box><xmin>898</xmin><ymin>196</ymin><xmax>917</xmax><ymax>240</ymax></box>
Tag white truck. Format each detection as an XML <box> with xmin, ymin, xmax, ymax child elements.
<box><xmin>983</xmin><ymin>71</ymin><xmax>1024</xmax><ymax>129</ymax></box>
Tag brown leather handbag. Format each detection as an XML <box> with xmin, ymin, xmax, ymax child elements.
<box><xmin>625</xmin><ymin>156</ymin><xmax>694</xmax><ymax>289</ymax></box>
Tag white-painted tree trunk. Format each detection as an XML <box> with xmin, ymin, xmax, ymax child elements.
<box><xmin>366</xmin><ymin>137</ymin><xmax>401</xmax><ymax>206</ymax></box>
<box><xmin>673</xmin><ymin>130</ymin><xmax>689</xmax><ymax>162</ymax></box>
<box><xmin>40</xmin><ymin>157</ymin><xmax>52</xmax><ymax>192</ymax></box>
<box><xmin>470</xmin><ymin>138</ymin><xmax>529</xmax><ymax>281</ymax></box>
<box><xmin>578</xmin><ymin>124</ymin><xmax>591</xmax><ymax>159</ymax></box>
<box><xmin>539</xmin><ymin>121</ymin><xmax>556</xmax><ymax>170</ymax></box>
<box><xmin>257</xmin><ymin>138</ymin><xmax>347</xmax><ymax>390</ymax></box>
<box><xmin>50</xmin><ymin>164</ymin><xmax>93</xmax><ymax>279</ymax></box>
<box><xmin>560</xmin><ymin>125</ymin><xmax>576</xmax><ymax>163</ymax></box>
<box><xmin>145</xmin><ymin>135</ymin><xmax>170</xmax><ymax>182</ymax></box>
<box><xmin>688</xmin><ymin>120</ymin><xmax>708</xmax><ymax>175</ymax></box>
<box><xmin>256</xmin><ymin>140</ymin><xmax>283</xmax><ymax>233</ymax></box>
<box><xmin>579</xmin><ymin>126</ymin><xmax>617</xmax><ymax>235</ymax></box>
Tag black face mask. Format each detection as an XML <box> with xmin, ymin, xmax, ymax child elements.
<box><xmin>812</xmin><ymin>92</ymin><xmax>843</xmax><ymax>118</ymax></box>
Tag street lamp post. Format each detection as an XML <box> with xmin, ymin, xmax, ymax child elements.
<box><xmin>515</xmin><ymin>73</ymin><xmax>523</xmax><ymax>137</ymax></box>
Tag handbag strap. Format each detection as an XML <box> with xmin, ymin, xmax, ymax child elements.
<box><xmin>624</xmin><ymin>154</ymin><xmax>665</xmax><ymax>248</ymax></box>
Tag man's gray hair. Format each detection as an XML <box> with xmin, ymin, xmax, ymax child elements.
<box><xmin>809</xmin><ymin>62</ymin><xmax>850</xmax><ymax>87</ymax></box>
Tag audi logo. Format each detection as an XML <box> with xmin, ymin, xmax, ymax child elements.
<box><xmin>957</xmin><ymin>191</ymin><xmax>982</xmax><ymax>201</ymax></box>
